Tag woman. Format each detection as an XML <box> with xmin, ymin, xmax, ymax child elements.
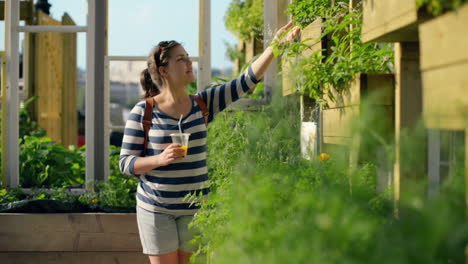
<box><xmin>120</xmin><ymin>22</ymin><xmax>300</xmax><ymax>264</ymax></box>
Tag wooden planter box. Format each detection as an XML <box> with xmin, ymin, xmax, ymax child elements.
<box><xmin>419</xmin><ymin>4</ymin><xmax>468</xmax><ymax>130</ymax></box>
<box><xmin>321</xmin><ymin>73</ymin><xmax>394</xmax><ymax>146</ymax></box>
<box><xmin>0</xmin><ymin>213</ymin><xmax>149</xmax><ymax>264</ymax></box>
<box><xmin>362</xmin><ymin>0</ymin><xmax>421</xmax><ymax>42</ymax></box>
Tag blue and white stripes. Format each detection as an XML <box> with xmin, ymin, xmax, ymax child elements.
<box><xmin>119</xmin><ymin>66</ymin><xmax>260</xmax><ymax>215</ymax></box>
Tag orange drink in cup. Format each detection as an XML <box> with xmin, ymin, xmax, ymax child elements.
<box><xmin>170</xmin><ymin>133</ymin><xmax>190</xmax><ymax>157</ymax></box>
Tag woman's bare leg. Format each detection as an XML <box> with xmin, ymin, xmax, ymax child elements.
<box><xmin>148</xmin><ymin>250</ymin><xmax>178</xmax><ymax>264</ymax></box>
<box><xmin>178</xmin><ymin>250</ymin><xmax>192</xmax><ymax>264</ymax></box>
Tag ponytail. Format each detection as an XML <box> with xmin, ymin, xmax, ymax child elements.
<box><xmin>141</xmin><ymin>40</ymin><xmax>181</xmax><ymax>98</ymax></box>
<box><xmin>140</xmin><ymin>68</ymin><xmax>160</xmax><ymax>98</ymax></box>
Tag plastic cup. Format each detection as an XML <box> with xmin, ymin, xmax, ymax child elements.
<box><xmin>170</xmin><ymin>133</ymin><xmax>190</xmax><ymax>156</ymax></box>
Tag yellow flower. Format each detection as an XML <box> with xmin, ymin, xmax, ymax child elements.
<box><xmin>318</xmin><ymin>153</ymin><xmax>330</xmax><ymax>161</ymax></box>
<box><xmin>91</xmin><ymin>198</ymin><xmax>99</xmax><ymax>204</ymax></box>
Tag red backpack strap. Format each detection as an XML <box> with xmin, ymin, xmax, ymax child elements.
<box><xmin>142</xmin><ymin>97</ymin><xmax>155</xmax><ymax>157</ymax></box>
<box><xmin>190</xmin><ymin>95</ymin><xmax>209</xmax><ymax>127</ymax></box>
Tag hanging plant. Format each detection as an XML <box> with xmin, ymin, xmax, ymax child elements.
<box><xmin>274</xmin><ymin>0</ymin><xmax>393</xmax><ymax>103</ymax></box>
<box><xmin>417</xmin><ymin>0</ymin><xmax>468</xmax><ymax>16</ymax></box>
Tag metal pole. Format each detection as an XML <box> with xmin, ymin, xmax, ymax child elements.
<box><xmin>5</xmin><ymin>0</ymin><xmax>21</xmax><ymax>188</ymax></box>
<box><xmin>85</xmin><ymin>0</ymin><xmax>96</xmax><ymax>190</ymax></box>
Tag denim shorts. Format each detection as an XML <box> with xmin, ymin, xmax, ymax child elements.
<box><xmin>136</xmin><ymin>206</ymin><xmax>198</xmax><ymax>255</ymax></box>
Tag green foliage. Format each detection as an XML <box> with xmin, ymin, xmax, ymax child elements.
<box><xmin>286</xmin><ymin>0</ymin><xmax>349</xmax><ymax>27</ymax></box>
<box><xmin>225</xmin><ymin>40</ymin><xmax>246</xmax><ymax>64</ymax></box>
<box><xmin>225</xmin><ymin>0</ymin><xmax>264</xmax><ymax>41</ymax></box>
<box><xmin>276</xmin><ymin>1</ymin><xmax>393</xmax><ymax>102</ymax></box>
<box><xmin>19</xmin><ymin>136</ymin><xmax>85</xmax><ymax>188</ymax></box>
<box><xmin>78</xmin><ymin>174</ymin><xmax>138</xmax><ymax>208</ymax></box>
<box><xmin>190</xmin><ymin>91</ymin><xmax>465</xmax><ymax>263</ymax></box>
<box><xmin>1</xmin><ymin>145</ymin><xmax>138</xmax><ymax>208</ymax></box>
<box><xmin>0</xmin><ymin>187</ymin><xmax>26</xmax><ymax>203</ymax></box>
<box><xmin>78</xmin><ymin>146</ymin><xmax>138</xmax><ymax>208</ymax></box>
<box><xmin>417</xmin><ymin>0</ymin><xmax>468</xmax><ymax>16</ymax></box>
<box><xmin>19</xmin><ymin>96</ymin><xmax>46</xmax><ymax>139</ymax></box>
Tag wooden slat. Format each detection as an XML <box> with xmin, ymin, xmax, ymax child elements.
<box><xmin>324</xmin><ymin>78</ymin><xmax>361</xmax><ymax>109</ymax></box>
<box><xmin>322</xmin><ymin>105</ymin><xmax>394</xmax><ymax>144</ymax></box>
<box><xmin>245</xmin><ymin>38</ymin><xmax>255</xmax><ymax>63</ymax></box>
<box><xmin>362</xmin><ymin>0</ymin><xmax>418</xmax><ymax>43</ymax></box>
<box><xmin>325</xmin><ymin>74</ymin><xmax>394</xmax><ymax>109</ymax></box>
<box><xmin>62</xmin><ymin>13</ymin><xmax>78</xmax><ymax>147</ymax></box>
<box><xmin>419</xmin><ymin>4</ymin><xmax>468</xmax><ymax>71</ymax></box>
<box><xmin>422</xmin><ymin>62</ymin><xmax>468</xmax><ymax>130</ymax></box>
<box><xmin>301</xmin><ymin>18</ymin><xmax>323</xmax><ymax>57</ymax></box>
<box><xmin>35</xmin><ymin>11</ymin><xmax>64</xmax><ymax>144</ymax></box>
<box><xmin>0</xmin><ymin>252</ymin><xmax>149</xmax><ymax>264</ymax></box>
<box><xmin>393</xmin><ymin>42</ymin><xmax>424</xmax><ymax>217</ymax></box>
<box><xmin>281</xmin><ymin>59</ymin><xmax>296</xmax><ymax>96</ymax></box>
<box><xmin>322</xmin><ymin>106</ymin><xmax>359</xmax><ymax>138</ymax></box>
<box><xmin>465</xmin><ymin>131</ymin><xmax>468</xmax><ymax>228</ymax></box>
<box><xmin>0</xmin><ymin>214</ymin><xmax>141</xmax><ymax>252</ymax></box>
<box><xmin>419</xmin><ymin>4</ymin><xmax>468</xmax><ymax>130</ymax></box>
<box><xmin>323</xmin><ymin>136</ymin><xmax>352</xmax><ymax>145</ymax></box>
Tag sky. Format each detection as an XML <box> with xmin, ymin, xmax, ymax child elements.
<box><xmin>0</xmin><ymin>0</ymin><xmax>238</xmax><ymax>70</ymax></box>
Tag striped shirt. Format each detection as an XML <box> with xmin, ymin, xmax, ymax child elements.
<box><xmin>119</xmin><ymin>66</ymin><xmax>260</xmax><ymax>215</ymax></box>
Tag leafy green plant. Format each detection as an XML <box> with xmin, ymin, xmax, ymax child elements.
<box><xmin>225</xmin><ymin>0</ymin><xmax>264</xmax><ymax>41</ymax></box>
<box><xmin>417</xmin><ymin>0</ymin><xmax>468</xmax><ymax>16</ymax></box>
<box><xmin>286</xmin><ymin>0</ymin><xmax>348</xmax><ymax>27</ymax></box>
<box><xmin>275</xmin><ymin>1</ymin><xmax>393</xmax><ymax>102</ymax></box>
<box><xmin>19</xmin><ymin>136</ymin><xmax>85</xmax><ymax>188</ymax></box>
<box><xmin>1</xmin><ymin>145</ymin><xmax>138</xmax><ymax>209</ymax></box>
<box><xmin>0</xmin><ymin>187</ymin><xmax>26</xmax><ymax>203</ymax></box>
<box><xmin>19</xmin><ymin>96</ymin><xmax>46</xmax><ymax>139</ymax></box>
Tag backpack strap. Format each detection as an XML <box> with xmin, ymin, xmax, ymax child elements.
<box><xmin>190</xmin><ymin>95</ymin><xmax>209</xmax><ymax>127</ymax></box>
<box><xmin>142</xmin><ymin>97</ymin><xmax>155</xmax><ymax>157</ymax></box>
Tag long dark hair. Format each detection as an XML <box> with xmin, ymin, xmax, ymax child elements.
<box><xmin>140</xmin><ymin>40</ymin><xmax>181</xmax><ymax>98</ymax></box>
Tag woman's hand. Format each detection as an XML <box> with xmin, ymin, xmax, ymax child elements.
<box><xmin>155</xmin><ymin>144</ymin><xmax>185</xmax><ymax>167</ymax></box>
<box><xmin>249</xmin><ymin>21</ymin><xmax>301</xmax><ymax>81</ymax></box>
<box><xmin>272</xmin><ymin>21</ymin><xmax>301</xmax><ymax>45</ymax></box>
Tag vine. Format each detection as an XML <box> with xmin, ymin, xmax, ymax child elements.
<box><xmin>274</xmin><ymin>1</ymin><xmax>393</xmax><ymax>103</ymax></box>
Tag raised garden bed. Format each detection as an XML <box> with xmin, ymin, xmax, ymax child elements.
<box><xmin>362</xmin><ymin>0</ymin><xmax>422</xmax><ymax>42</ymax></box>
<box><xmin>321</xmin><ymin>73</ymin><xmax>394</xmax><ymax>146</ymax></box>
<box><xmin>419</xmin><ymin>3</ymin><xmax>468</xmax><ymax>130</ymax></box>
<box><xmin>0</xmin><ymin>212</ymin><xmax>148</xmax><ymax>264</ymax></box>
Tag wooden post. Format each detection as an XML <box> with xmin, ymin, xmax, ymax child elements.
<box><xmin>61</xmin><ymin>13</ymin><xmax>78</xmax><ymax>148</ymax></box>
<box><xmin>5</xmin><ymin>0</ymin><xmax>21</xmax><ymax>188</ymax></box>
<box><xmin>0</xmin><ymin>52</ymin><xmax>6</xmax><ymax>186</ymax></box>
<box><xmin>35</xmin><ymin>11</ymin><xmax>64</xmax><ymax>144</ymax></box>
<box><xmin>23</xmin><ymin>0</ymin><xmax>35</xmax><ymax>119</ymax></box>
<box><xmin>465</xmin><ymin>129</ymin><xmax>468</xmax><ymax>263</ymax></box>
<box><xmin>393</xmin><ymin>42</ymin><xmax>424</xmax><ymax>217</ymax></box>
<box><xmin>198</xmin><ymin>0</ymin><xmax>211</xmax><ymax>91</ymax></box>
<box><xmin>264</xmin><ymin>0</ymin><xmax>289</xmax><ymax>101</ymax></box>
<box><xmin>86</xmin><ymin>0</ymin><xmax>108</xmax><ymax>186</ymax></box>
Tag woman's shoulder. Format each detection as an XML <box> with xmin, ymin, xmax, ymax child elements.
<box><xmin>132</xmin><ymin>100</ymin><xmax>147</xmax><ymax>109</ymax></box>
